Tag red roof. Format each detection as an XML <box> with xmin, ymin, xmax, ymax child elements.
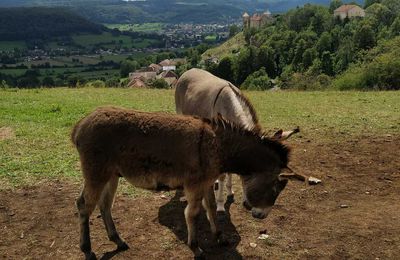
<box><xmin>334</xmin><ymin>5</ymin><xmax>360</xmax><ymax>13</ymax></box>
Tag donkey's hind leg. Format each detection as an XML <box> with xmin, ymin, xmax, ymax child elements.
<box><xmin>184</xmin><ymin>187</ymin><xmax>203</xmax><ymax>257</ymax></box>
<box><xmin>202</xmin><ymin>185</ymin><xmax>228</xmax><ymax>246</ymax></box>
<box><xmin>76</xmin><ymin>179</ymin><xmax>107</xmax><ymax>260</ymax></box>
<box><xmin>215</xmin><ymin>174</ymin><xmax>226</xmax><ymax>212</ymax></box>
<box><xmin>98</xmin><ymin>174</ymin><xmax>129</xmax><ymax>251</ymax></box>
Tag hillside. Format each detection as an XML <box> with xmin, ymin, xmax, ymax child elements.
<box><xmin>0</xmin><ymin>7</ymin><xmax>104</xmax><ymax>41</ymax></box>
<box><xmin>202</xmin><ymin>32</ymin><xmax>245</xmax><ymax>60</ymax></box>
<box><xmin>204</xmin><ymin>1</ymin><xmax>400</xmax><ymax>90</ymax></box>
<box><xmin>0</xmin><ymin>0</ymin><xmax>363</xmax><ymax>24</ymax></box>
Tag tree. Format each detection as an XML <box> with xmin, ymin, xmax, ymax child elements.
<box><xmin>150</xmin><ymin>78</ymin><xmax>169</xmax><ymax>89</ymax></box>
<box><xmin>321</xmin><ymin>51</ymin><xmax>334</xmax><ymax>76</ymax></box>
<box><xmin>235</xmin><ymin>46</ymin><xmax>258</xmax><ymax>84</ymax></box>
<box><xmin>316</xmin><ymin>32</ymin><xmax>333</xmax><ymax>54</ymax></box>
<box><xmin>42</xmin><ymin>76</ymin><xmax>55</xmax><ymax>87</ymax></box>
<box><xmin>330</xmin><ymin>0</ymin><xmax>343</xmax><ymax>13</ymax></box>
<box><xmin>364</xmin><ymin>0</ymin><xmax>381</xmax><ymax>9</ymax></box>
<box><xmin>390</xmin><ymin>16</ymin><xmax>400</xmax><ymax>37</ymax></box>
<box><xmin>257</xmin><ymin>46</ymin><xmax>277</xmax><ymax>78</ymax></box>
<box><xmin>120</xmin><ymin>60</ymin><xmax>138</xmax><ymax>77</ymax></box>
<box><xmin>354</xmin><ymin>24</ymin><xmax>376</xmax><ymax>49</ymax></box>
<box><xmin>302</xmin><ymin>48</ymin><xmax>318</xmax><ymax>70</ymax></box>
<box><xmin>229</xmin><ymin>25</ymin><xmax>240</xmax><ymax>38</ymax></box>
<box><xmin>215</xmin><ymin>57</ymin><xmax>235</xmax><ymax>83</ymax></box>
<box><xmin>241</xmin><ymin>67</ymin><xmax>272</xmax><ymax>90</ymax></box>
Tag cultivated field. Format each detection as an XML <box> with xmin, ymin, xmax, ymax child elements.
<box><xmin>0</xmin><ymin>88</ymin><xmax>399</xmax><ymax>259</ymax></box>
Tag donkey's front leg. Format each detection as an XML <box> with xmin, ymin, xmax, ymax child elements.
<box><xmin>184</xmin><ymin>189</ymin><xmax>203</xmax><ymax>258</ymax></box>
<box><xmin>225</xmin><ymin>173</ymin><xmax>234</xmax><ymax>202</ymax></box>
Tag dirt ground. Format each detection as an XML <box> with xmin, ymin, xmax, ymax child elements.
<box><xmin>1</xmin><ymin>135</ymin><xmax>399</xmax><ymax>260</ymax></box>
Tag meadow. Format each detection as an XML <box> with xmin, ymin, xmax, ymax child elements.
<box><xmin>1</xmin><ymin>88</ymin><xmax>399</xmax><ymax>259</ymax></box>
<box><xmin>0</xmin><ymin>88</ymin><xmax>399</xmax><ymax>189</ymax></box>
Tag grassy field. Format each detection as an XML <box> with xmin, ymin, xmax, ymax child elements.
<box><xmin>0</xmin><ymin>41</ymin><xmax>27</xmax><ymax>51</ymax></box>
<box><xmin>105</xmin><ymin>23</ymin><xmax>164</xmax><ymax>33</ymax></box>
<box><xmin>0</xmin><ymin>88</ymin><xmax>399</xmax><ymax>190</ymax></box>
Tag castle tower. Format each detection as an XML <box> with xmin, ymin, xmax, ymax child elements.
<box><xmin>242</xmin><ymin>12</ymin><xmax>250</xmax><ymax>29</ymax></box>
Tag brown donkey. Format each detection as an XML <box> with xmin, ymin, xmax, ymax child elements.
<box><xmin>71</xmin><ymin>107</ymin><xmax>296</xmax><ymax>259</ymax></box>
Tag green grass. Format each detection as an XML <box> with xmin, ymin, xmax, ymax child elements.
<box><xmin>105</xmin><ymin>23</ymin><xmax>164</xmax><ymax>33</ymax></box>
<box><xmin>0</xmin><ymin>41</ymin><xmax>27</xmax><ymax>51</ymax></box>
<box><xmin>71</xmin><ymin>32</ymin><xmax>161</xmax><ymax>49</ymax></box>
<box><xmin>0</xmin><ymin>89</ymin><xmax>399</xmax><ymax>189</ymax></box>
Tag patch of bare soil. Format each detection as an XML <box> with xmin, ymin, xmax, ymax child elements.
<box><xmin>1</xmin><ymin>135</ymin><xmax>399</xmax><ymax>260</ymax></box>
<box><xmin>0</xmin><ymin>127</ymin><xmax>15</xmax><ymax>141</ymax></box>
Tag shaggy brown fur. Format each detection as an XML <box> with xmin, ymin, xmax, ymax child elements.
<box><xmin>72</xmin><ymin>106</ymin><xmax>290</xmax><ymax>259</ymax></box>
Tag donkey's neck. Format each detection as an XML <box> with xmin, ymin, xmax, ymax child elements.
<box><xmin>216</xmin><ymin>128</ymin><xmax>266</xmax><ymax>174</ymax></box>
<box><xmin>216</xmin><ymin>85</ymin><xmax>259</xmax><ymax>131</ymax></box>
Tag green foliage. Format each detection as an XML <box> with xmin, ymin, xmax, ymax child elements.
<box><xmin>330</xmin><ymin>0</ymin><xmax>344</xmax><ymax>12</ymax></box>
<box><xmin>213</xmin><ymin>56</ymin><xmax>235</xmax><ymax>84</ymax></box>
<box><xmin>150</xmin><ymin>78</ymin><xmax>170</xmax><ymax>89</ymax></box>
<box><xmin>206</xmin><ymin>1</ymin><xmax>400</xmax><ymax>90</ymax></box>
<box><xmin>334</xmin><ymin>37</ymin><xmax>400</xmax><ymax>90</ymax></box>
<box><xmin>354</xmin><ymin>24</ymin><xmax>376</xmax><ymax>49</ymax></box>
<box><xmin>120</xmin><ymin>60</ymin><xmax>138</xmax><ymax>77</ymax></box>
<box><xmin>85</xmin><ymin>80</ymin><xmax>106</xmax><ymax>88</ymax></box>
<box><xmin>241</xmin><ymin>67</ymin><xmax>272</xmax><ymax>91</ymax></box>
<box><xmin>229</xmin><ymin>25</ymin><xmax>240</xmax><ymax>38</ymax></box>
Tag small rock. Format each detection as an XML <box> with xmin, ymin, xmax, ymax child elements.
<box><xmin>365</xmin><ymin>191</ymin><xmax>370</xmax><ymax>195</ymax></box>
<box><xmin>308</xmin><ymin>176</ymin><xmax>322</xmax><ymax>185</ymax></box>
<box><xmin>340</xmin><ymin>204</ymin><xmax>349</xmax><ymax>208</ymax></box>
<box><xmin>20</xmin><ymin>232</ymin><xmax>24</xmax><ymax>239</ymax></box>
<box><xmin>258</xmin><ymin>234</ymin><xmax>270</xmax><ymax>240</ymax></box>
<box><xmin>249</xmin><ymin>242</ymin><xmax>257</xmax><ymax>248</ymax></box>
<box><xmin>160</xmin><ymin>194</ymin><xmax>167</xmax><ymax>199</ymax></box>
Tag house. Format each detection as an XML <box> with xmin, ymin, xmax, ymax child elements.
<box><xmin>128</xmin><ymin>71</ymin><xmax>157</xmax><ymax>81</ymax></box>
<box><xmin>243</xmin><ymin>10</ymin><xmax>273</xmax><ymax>29</ymax></box>
<box><xmin>127</xmin><ymin>77</ymin><xmax>147</xmax><ymax>88</ymax></box>
<box><xmin>157</xmin><ymin>70</ymin><xmax>178</xmax><ymax>87</ymax></box>
<box><xmin>334</xmin><ymin>5</ymin><xmax>365</xmax><ymax>20</ymax></box>
<box><xmin>148</xmin><ymin>63</ymin><xmax>162</xmax><ymax>74</ymax></box>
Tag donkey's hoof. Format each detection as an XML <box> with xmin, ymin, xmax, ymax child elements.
<box><xmin>194</xmin><ymin>248</ymin><xmax>205</xmax><ymax>260</ymax></box>
<box><xmin>243</xmin><ymin>200</ymin><xmax>252</xmax><ymax>211</ymax></box>
<box><xmin>117</xmin><ymin>242</ymin><xmax>130</xmax><ymax>251</ymax></box>
<box><xmin>217</xmin><ymin>234</ymin><xmax>229</xmax><ymax>247</ymax></box>
<box><xmin>226</xmin><ymin>194</ymin><xmax>235</xmax><ymax>203</ymax></box>
<box><xmin>216</xmin><ymin>211</ymin><xmax>226</xmax><ymax>223</ymax></box>
<box><xmin>85</xmin><ymin>252</ymin><xmax>97</xmax><ymax>260</ymax></box>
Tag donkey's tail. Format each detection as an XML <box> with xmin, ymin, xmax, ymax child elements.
<box><xmin>70</xmin><ymin>118</ymin><xmax>84</xmax><ymax>147</ymax></box>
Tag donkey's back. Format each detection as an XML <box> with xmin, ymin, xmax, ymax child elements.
<box><xmin>72</xmin><ymin>106</ymin><xmax>219</xmax><ymax>188</ymax></box>
<box><xmin>175</xmin><ymin>68</ymin><xmax>236</xmax><ymax>118</ymax></box>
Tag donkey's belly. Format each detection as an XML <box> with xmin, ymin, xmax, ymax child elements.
<box><xmin>122</xmin><ymin>171</ymin><xmax>184</xmax><ymax>191</ymax></box>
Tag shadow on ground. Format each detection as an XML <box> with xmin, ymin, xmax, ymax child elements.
<box><xmin>158</xmin><ymin>190</ymin><xmax>242</xmax><ymax>259</ymax></box>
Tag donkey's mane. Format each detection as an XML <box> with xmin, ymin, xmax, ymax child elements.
<box><xmin>227</xmin><ymin>83</ymin><xmax>259</xmax><ymax>125</ymax></box>
<box><xmin>204</xmin><ymin>116</ymin><xmax>290</xmax><ymax>167</ymax></box>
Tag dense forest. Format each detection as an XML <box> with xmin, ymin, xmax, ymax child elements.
<box><xmin>206</xmin><ymin>0</ymin><xmax>400</xmax><ymax>90</ymax></box>
<box><xmin>0</xmin><ymin>7</ymin><xmax>104</xmax><ymax>41</ymax></box>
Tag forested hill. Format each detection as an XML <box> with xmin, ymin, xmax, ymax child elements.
<box><xmin>0</xmin><ymin>7</ymin><xmax>105</xmax><ymax>41</ymax></box>
<box><xmin>204</xmin><ymin>1</ymin><xmax>400</xmax><ymax>90</ymax></box>
<box><xmin>0</xmin><ymin>0</ymin><xmax>363</xmax><ymax>24</ymax></box>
